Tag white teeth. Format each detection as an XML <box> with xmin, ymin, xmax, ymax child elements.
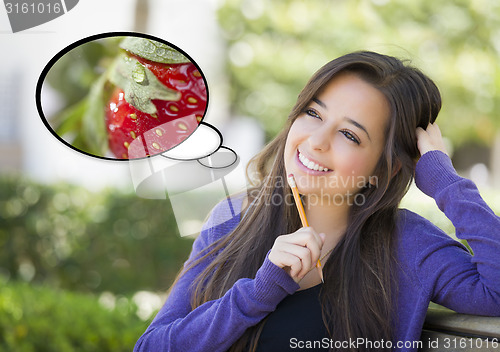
<box><xmin>298</xmin><ymin>152</ymin><xmax>330</xmax><ymax>172</ymax></box>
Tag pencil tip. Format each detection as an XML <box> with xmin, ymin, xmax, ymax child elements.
<box><xmin>318</xmin><ymin>266</ymin><xmax>324</xmax><ymax>283</ymax></box>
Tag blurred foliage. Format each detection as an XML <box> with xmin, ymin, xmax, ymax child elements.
<box><xmin>45</xmin><ymin>38</ymin><xmax>121</xmax><ymax>107</ymax></box>
<box><xmin>1</xmin><ymin>172</ymin><xmax>498</xmax><ymax>298</ymax></box>
<box><xmin>0</xmin><ymin>174</ymin><xmax>194</xmax><ymax>295</ymax></box>
<box><xmin>0</xmin><ymin>278</ymin><xmax>145</xmax><ymax>352</ymax></box>
<box><xmin>45</xmin><ymin>38</ymin><xmax>122</xmax><ymax>156</ymax></box>
<box><xmin>216</xmin><ymin>0</ymin><xmax>500</xmax><ymax>146</ymax></box>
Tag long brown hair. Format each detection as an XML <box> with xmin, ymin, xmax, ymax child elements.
<box><xmin>181</xmin><ymin>51</ymin><xmax>441</xmax><ymax>351</ymax></box>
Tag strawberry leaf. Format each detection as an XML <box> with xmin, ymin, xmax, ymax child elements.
<box><xmin>108</xmin><ymin>54</ymin><xmax>180</xmax><ymax>115</ymax></box>
<box><xmin>53</xmin><ymin>98</ymin><xmax>88</xmax><ymax>137</ymax></box>
<box><xmin>81</xmin><ymin>73</ymin><xmax>109</xmax><ymax>156</ymax></box>
<box><xmin>53</xmin><ymin>75</ymin><xmax>109</xmax><ymax>157</ymax></box>
<box><xmin>119</xmin><ymin>37</ymin><xmax>190</xmax><ymax>64</ymax></box>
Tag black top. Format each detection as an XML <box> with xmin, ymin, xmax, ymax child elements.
<box><xmin>255</xmin><ymin>284</ymin><xmax>330</xmax><ymax>351</ymax></box>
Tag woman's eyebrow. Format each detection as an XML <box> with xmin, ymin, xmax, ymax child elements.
<box><xmin>343</xmin><ymin>117</ymin><xmax>371</xmax><ymax>141</ymax></box>
<box><xmin>312</xmin><ymin>98</ymin><xmax>326</xmax><ymax>109</ymax></box>
<box><xmin>312</xmin><ymin>98</ymin><xmax>372</xmax><ymax>141</ymax></box>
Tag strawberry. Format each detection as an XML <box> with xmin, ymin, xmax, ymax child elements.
<box><xmin>48</xmin><ymin>36</ymin><xmax>206</xmax><ymax>160</ymax></box>
<box><xmin>106</xmin><ymin>59</ymin><xmax>206</xmax><ymax>159</ymax></box>
<box><xmin>105</xmin><ymin>38</ymin><xmax>207</xmax><ymax>159</ymax></box>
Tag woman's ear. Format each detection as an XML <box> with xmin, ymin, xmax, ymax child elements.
<box><xmin>391</xmin><ymin>159</ymin><xmax>402</xmax><ymax>179</ymax></box>
<box><xmin>368</xmin><ymin>176</ymin><xmax>378</xmax><ymax>187</ymax></box>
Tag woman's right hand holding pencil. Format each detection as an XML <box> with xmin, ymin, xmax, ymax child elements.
<box><xmin>268</xmin><ymin>227</ymin><xmax>326</xmax><ymax>283</ymax></box>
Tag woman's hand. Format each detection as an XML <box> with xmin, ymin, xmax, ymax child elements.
<box><xmin>416</xmin><ymin>123</ymin><xmax>448</xmax><ymax>156</ymax></box>
<box><xmin>268</xmin><ymin>227</ymin><xmax>325</xmax><ymax>283</ymax></box>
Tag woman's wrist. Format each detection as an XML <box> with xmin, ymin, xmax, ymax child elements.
<box><xmin>415</xmin><ymin>150</ymin><xmax>461</xmax><ymax>198</ymax></box>
<box><xmin>253</xmin><ymin>250</ymin><xmax>300</xmax><ymax>299</ymax></box>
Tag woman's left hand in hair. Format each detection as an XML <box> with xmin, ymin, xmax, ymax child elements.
<box><xmin>416</xmin><ymin>123</ymin><xmax>448</xmax><ymax>156</ymax></box>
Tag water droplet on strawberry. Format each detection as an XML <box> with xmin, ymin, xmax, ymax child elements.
<box><xmin>156</xmin><ymin>48</ymin><xmax>166</xmax><ymax>56</ymax></box>
<box><xmin>144</xmin><ymin>42</ymin><xmax>155</xmax><ymax>53</ymax></box>
<box><xmin>132</xmin><ymin>64</ymin><xmax>146</xmax><ymax>83</ymax></box>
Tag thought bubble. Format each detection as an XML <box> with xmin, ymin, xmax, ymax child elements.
<box><xmin>197</xmin><ymin>146</ymin><xmax>238</xmax><ymax>169</ymax></box>
<box><xmin>161</xmin><ymin>122</ymin><xmax>222</xmax><ymax>161</ymax></box>
<box><xmin>130</xmin><ymin>147</ymin><xmax>240</xmax><ymax>198</ymax></box>
<box><xmin>35</xmin><ymin>32</ymin><xmax>208</xmax><ymax>160</ymax></box>
<box><xmin>128</xmin><ymin>143</ymin><xmax>246</xmax><ymax>237</ymax></box>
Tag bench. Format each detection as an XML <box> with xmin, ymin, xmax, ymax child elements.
<box><xmin>420</xmin><ymin>305</ymin><xmax>500</xmax><ymax>351</ymax></box>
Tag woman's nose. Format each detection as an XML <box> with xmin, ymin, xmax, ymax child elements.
<box><xmin>308</xmin><ymin>127</ymin><xmax>331</xmax><ymax>152</ymax></box>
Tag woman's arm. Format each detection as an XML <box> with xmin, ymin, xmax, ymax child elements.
<box><xmin>413</xmin><ymin>125</ymin><xmax>500</xmax><ymax>315</ymax></box>
<box><xmin>133</xmin><ymin>199</ymin><xmax>300</xmax><ymax>352</ymax></box>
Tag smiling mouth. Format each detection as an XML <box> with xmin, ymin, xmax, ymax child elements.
<box><xmin>298</xmin><ymin>151</ymin><xmax>331</xmax><ymax>172</ymax></box>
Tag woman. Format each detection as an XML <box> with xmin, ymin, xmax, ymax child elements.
<box><xmin>134</xmin><ymin>51</ymin><xmax>500</xmax><ymax>351</ymax></box>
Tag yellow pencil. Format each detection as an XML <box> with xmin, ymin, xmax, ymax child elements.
<box><xmin>287</xmin><ymin>174</ymin><xmax>324</xmax><ymax>283</ymax></box>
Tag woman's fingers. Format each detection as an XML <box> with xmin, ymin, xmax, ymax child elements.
<box><xmin>268</xmin><ymin>227</ymin><xmax>325</xmax><ymax>282</ymax></box>
<box><xmin>282</xmin><ymin>228</ymin><xmax>323</xmax><ymax>265</ymax></box>
<box><xmin>279</xmin><ymin>242</ymin><xmax>313</xmax><ymax>279</ymax></box>
<box><xmin>284</xmin><ymin>227</ymin><xmax>324</xmax><ymax>252</ymax></box>
<box><xmin>278</xmin><ymin>251</ymin><xmax>303</xmax><ymax>279</ymax></box>
<box><xmin>416</xmin><ymin>123</ymin><xmax>448</xmax><ymax>156</ymax></box>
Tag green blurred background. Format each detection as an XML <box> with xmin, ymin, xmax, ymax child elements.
<box><xmin>1</xmin><ymin>0</ymin><xmax>499</xmax><ymax>350</ymax></box>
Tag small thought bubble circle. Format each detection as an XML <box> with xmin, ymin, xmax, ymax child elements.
<box><xmin>197</xmin><ymin>146</ymin><xmax>238</xmax><ymax>169</ymax></box>
<box><xmin>36</xmin><ymin>32</ymin><xmax>209</xmax><ymax>161</ymax></box>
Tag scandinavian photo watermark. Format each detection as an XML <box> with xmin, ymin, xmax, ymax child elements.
<box><xmin>247</xmin><ymin>173</ymin><xmax>378</xmax><ymax>208</ymax></box>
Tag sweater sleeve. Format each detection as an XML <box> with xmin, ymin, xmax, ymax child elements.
<box><xmin>133</xmin><ymin>198</ymin><xmax>300</xmax><ymax>352</ymax></box>
<box><xmin>413</xmin><ymin>150</ymin><xmax>500</xmax><ymax>315</ymax></box>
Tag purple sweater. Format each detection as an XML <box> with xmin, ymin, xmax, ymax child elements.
<box><xmin>134</xmin><ymin>151</ymin><xmax>500</xmax><ymax>351</ymax></box>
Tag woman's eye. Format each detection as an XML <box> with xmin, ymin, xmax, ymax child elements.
<box><xmin>341</xmin><ymin>130</ymin><xmax>360</xmax><ymax>145</ymax></box>
<box><xmin>305</xmin><ymin>108</ymin><xmax>321</xmax><ymax>120</ymax></box>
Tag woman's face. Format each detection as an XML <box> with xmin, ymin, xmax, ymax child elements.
<box><xmin>284</xmin><ymin>72</ymin><xmax>390</xmax><ymax>205</ymax></box>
